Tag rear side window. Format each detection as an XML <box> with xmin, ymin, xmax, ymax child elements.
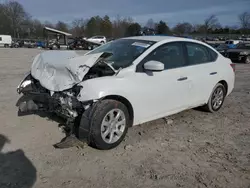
<box><xmin>0</xmin><ymin>37</ymin><xmax>2</xmax><ymax>41</ymax></box>
<box><xmin>185</xmin><ymin>42</ymin><xmax>217</xmax><ymax>65</ymax></box>
<box><xmin>209</xmin><ymin>48</ymin><xmax>218</xmax><ymax>61</ymax></box>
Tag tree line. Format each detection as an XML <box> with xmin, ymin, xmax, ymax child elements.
<box><xmin>0</xmin><ymin>1</ymin><xmax>250</xmax><ymax>39</ymax></box>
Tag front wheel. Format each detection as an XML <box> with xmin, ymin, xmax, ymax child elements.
<box><xmin>202</xmin><ymin>83</ymin><xmax>226</xmax><ymax>112</ymax></box>
<box><xmin>83</xmin><ymin>100</ymin><xmax>130</xmax><ymax>150</ymax></box>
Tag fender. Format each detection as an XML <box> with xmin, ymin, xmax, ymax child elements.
<box><xmin>76</xmin><ymin>77</ymin><xmax>132</xmax><ymax>102</ymax></box>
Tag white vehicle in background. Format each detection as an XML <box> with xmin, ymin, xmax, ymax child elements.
<box><xmin>17</xmin><ymin>36</ymin><xmax>235</xmax><ymax>150</ymax></box>
<box><xmin>0</xmin><ymin>35</ymin><xmax>12</xmax><ymax>47</ymax></box>
<box><xmin>87</xmin><ymin>36</ymin><xmax>106</xmax><ymax>44</ymax></box>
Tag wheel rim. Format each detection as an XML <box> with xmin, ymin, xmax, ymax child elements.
<box><xmin>211</xmin><ymin>87</ymin><xmax>224</xmax><ymax>110</ymax></box>
<box><xmin>101</xmin><ymin>109</ymin><xmax>126</xmax><ymax>144</ymax></box>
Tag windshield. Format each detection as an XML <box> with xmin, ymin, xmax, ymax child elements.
<box><xmin>236</xmin><ymin>43</ymin><xmax>250</xmax><ymax>49</ymax></box>
<box><xmin>225</xmin><ymin>41</ymin><xmax>233</xmax><ymax>44</ymax></box>
<box><xmin>87</xmin><ymin>39</ymin><xmax>156</xmax><ymax>70</ymax></box>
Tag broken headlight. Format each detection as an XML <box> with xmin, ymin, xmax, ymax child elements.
<box><xmin>17</xmin><ymin>71</ymin><xmax>32</xmax><ymax>94</ymax></box>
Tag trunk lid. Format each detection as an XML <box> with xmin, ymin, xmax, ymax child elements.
<box><xmin>31</xmin><ymin>51</ymin><xmax>105</xmax><ymax>91</ymax></box>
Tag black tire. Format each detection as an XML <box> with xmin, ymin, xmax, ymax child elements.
<box><xmin>202</xmin><ymin>83</ymin><xmax>226</xmax><ymax>113</ymax></box>
<box><xmin>245</xmin><ymin>56</ymin><xmax>250</xmax><ymax>64</ymax></box>
<box><xmin>81</xmin><ymin>99</ymin><xmax>130</xmax><ymax>150</ymax></box>
<box><xmin>4</xmin><ymin>44</ymin><xmax>9</xmax><ymax>48</ymax></box>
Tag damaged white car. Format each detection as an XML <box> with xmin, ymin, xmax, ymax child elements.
<box><xmin>17</xmin><ymin>36</ymin><xmax>235</xmax><ymax>150</ymax></box>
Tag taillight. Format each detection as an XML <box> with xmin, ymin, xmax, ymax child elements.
<box><xmin>230</xmin><ymin>63</ymin><xmax>235</xmax><ymax>72</ymax></box>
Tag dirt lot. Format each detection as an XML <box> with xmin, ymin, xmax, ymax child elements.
<box><xmin>0</xmin><ymin>48</ymin><xmax>249</xmax><ymax>188</ymax></box>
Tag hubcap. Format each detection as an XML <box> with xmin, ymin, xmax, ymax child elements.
<box><xmin>101</xmin><ymin>109</ymin><xmax>126</xmax><ymax>144</ymax></box>
<box><xmin>211</xmin><ymin>87</ymin><xmax>224</xmax><ymax>110</ymax></box>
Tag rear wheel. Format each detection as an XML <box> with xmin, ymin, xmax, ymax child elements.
<box><xmin>245</xmin><ymin>56</ymin><xmax>250</xmax><ymax>64</ymax></box>
<box><xmin>80</xmin><ymin>100</ymin><xmax>130</xmax><ymax>150</ymax></box>
<box><xmin>202</xmin><ymin>83</ymin><xmax>226</xmax><ymax>112</ymax></box>
<box><xmin>4</xmin><ymin>44</ymin><xmax>9</xmax><ymax>48</ymax></box>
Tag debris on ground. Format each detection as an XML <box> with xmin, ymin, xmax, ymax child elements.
<box><xmin>124</xmin><ymin>144</ymin><xmax>133</xmax><ymax>150</ymax></box>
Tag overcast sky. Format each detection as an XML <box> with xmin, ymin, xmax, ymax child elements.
<box><xmin>17</xmin><ymin>0</ymin><xmax>250</xmax><ymax>27</ymax></box>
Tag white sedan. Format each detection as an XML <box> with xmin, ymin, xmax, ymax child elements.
<box><xmin>17</xmin><ymin>36</ymin><xmax>235</xmax><ymax>150</ymax></box>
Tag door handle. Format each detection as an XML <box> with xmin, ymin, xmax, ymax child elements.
<box><xmin>210</xmin><ymin>72</ymin><xmax>217</xmax><ymax>75</ymax></box>
<box><xmin>177</xmin><ymin>77</ymin><xmax>188</xmax><ymax>81</ymax></box>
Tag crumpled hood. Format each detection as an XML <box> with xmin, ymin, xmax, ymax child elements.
<box><xmin>31</xmin><ymin>51</ymin><xmax>105</xmax><ymax>91</ymax></box>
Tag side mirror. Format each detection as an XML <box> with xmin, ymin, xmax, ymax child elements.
<box><xmin>143</xmin><ymin>60</ymin><xmax>164</xmax><ymax>71</ymax></box>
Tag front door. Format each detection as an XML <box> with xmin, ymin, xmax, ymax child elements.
<box><xmin>132</xmin><ymin>42</ymin><xmax>192</xmax><ymax>124</ymax></box>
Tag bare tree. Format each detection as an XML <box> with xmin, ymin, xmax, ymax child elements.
<box><xmin>204</xmin><ymin>15</ymin><xmax>219</xmax><ymax>35</ymax></box>
<box><xmin>112</xmin><ymin>15</ymin><xmax>133</xmax><ymax>38</ymax></box>
<box><xmin>44</xmin><ymin>21</ymin><xmax>55</xmax><ymax>28</ymax></box>
<box><xmin>71</xmin><ymin>18</ymin><xmax>85</xmax><ymax>37</ymax></box>
<box><xmin>146</xmin><ymin>18</ymin><xmax>155</xmax><ymax>29</ymax></box>
<box><xmin>238</xmin><ymin>12</ymin><xmax>250</xmax><ymax>33</ymax></box>
<box><xmin>3</xmin><ymin>1</ymin><xmax>29</xmax><ymax>38</ymax></box>
<box><xmin>172</xmin><ymin>22</ymin><xmax>193</xmax><ymax>35</ymax></box>
<box><xmin>55</xmin><ymin>21</ymin><xmax>69</xmax><ymax>32</ymax></box>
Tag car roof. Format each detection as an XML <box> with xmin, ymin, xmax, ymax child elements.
<box><xmin>124</xmin><ymin>35</ymin><xmax>198</xmax><ymax>43</ymax></box>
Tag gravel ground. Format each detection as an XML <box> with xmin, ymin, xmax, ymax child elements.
<box><xmin>0</xmin><ymin>48</ymin><xmax>249</xmax><ymax>188</ymax></box>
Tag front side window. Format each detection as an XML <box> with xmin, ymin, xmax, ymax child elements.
<box><xmin>141</xmin><ymin>42</ymin><xmax>185</xmax><ymax>70</ymax></box>
<box><xmin>185</xmin><ymin>43</ymin><xmax>211</xmax><ymax>65</ymax></box>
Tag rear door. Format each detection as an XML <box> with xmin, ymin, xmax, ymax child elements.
<box><xmin>181</xmin><ymin>42</ymin><xmax>220</xmax><ymax>106</ymax></box>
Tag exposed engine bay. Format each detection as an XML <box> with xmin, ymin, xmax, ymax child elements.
<box><xmin>83</xmin><ymin>59</ymin><xmax>116</xmax><ymax>80</ymax></box>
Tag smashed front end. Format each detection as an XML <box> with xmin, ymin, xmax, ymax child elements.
<box><xmin>17</xmin><ymin>72</ymin><xmax>85</xmax><ymax>122</ymax></box>
<box><xmin>16</xmin><ymin>51</ymin><xmax>115</xmax><ymax>133</ymax></box>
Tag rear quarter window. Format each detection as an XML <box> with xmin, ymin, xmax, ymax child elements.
<box><xmin>208</xmin><ymin>48</ymin><xmax>218</xmax><ymax>61</ymax></box>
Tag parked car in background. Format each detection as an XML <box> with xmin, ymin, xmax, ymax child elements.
<box><xmin>0</xmin><ymin>35</ymin><xmax>12</xmax><ymax>47</ymax></box>
<box><xmin>225</xmin><ymin>40</ymin><xmax>241</xmax><ymax>49</ymax></box>
<box><xmin>36</xmin><ymin>41</ymin><xmax>46</xmax><ymax>48</ymax></box>
<box><xmin>18</xmin><ymin>39</ymin><xmax>37</xmax><ymax>48</ymax></box>
<box><xmin>27</xmin><ymin>40</ymin><xmax>37</xmax><ymax>48</ymax></box>
<box><xmin>225</xmin><ymin>43</ymin><xmax>250</xmax><ymax>64</ymax></box>
<box><xmin>216</xmin><ymin>44</ymin><xmax>230</xmax><ymax>56</ymax></box>
<box><xmin>17</xmin><ymin>36</ymin><xmax>235</xmax><ymax>150</ymax></box>
<box><xmin>87</xmin><ymin>36</ymin><xmax>106</xmax><ymax>44</ymax></box>
<box><xmin>68</xmin><ymin>37</ymin><xmax>101</xmax><ymax>50</ymax></box>
<box><xmin>10</xmin><ymin>40</ymin><xmax>20</xmax><ymax>48</ymax></box>
<box><xmin>48</xmin><ymin>39</ymin><xmax>60</xmax><ymax>50</ymax></box>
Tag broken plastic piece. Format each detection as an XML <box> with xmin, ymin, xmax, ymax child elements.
<box><xmin>53</xmin><ymin>135</ymin><xmax>86</xmax><ymax>149</ymax></box>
